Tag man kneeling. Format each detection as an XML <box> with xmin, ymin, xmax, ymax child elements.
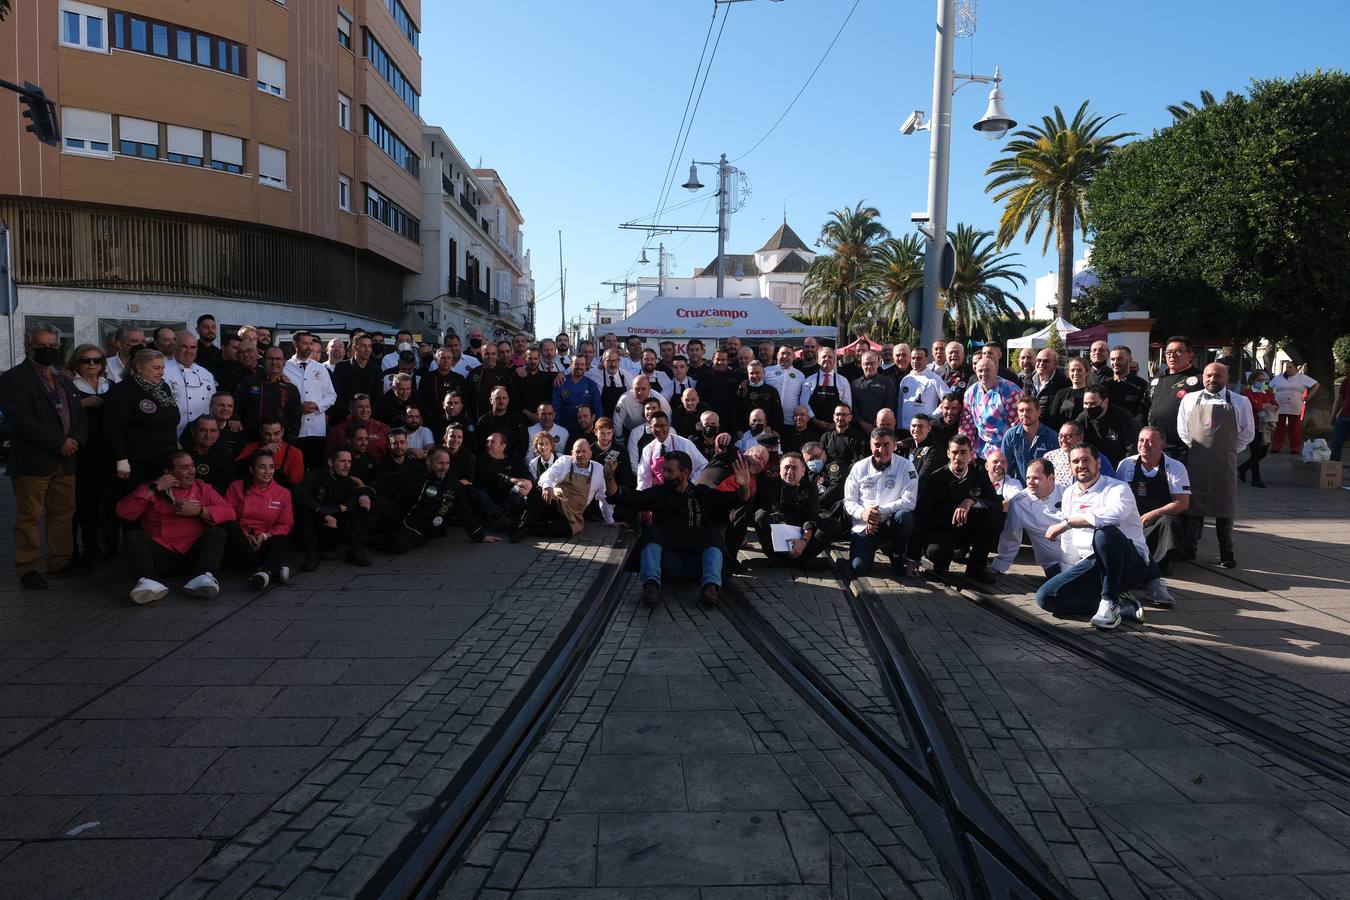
<box><xmin>1037</xmin><ymin>445</ymin><xmax>1160</xmax><ymax>630</ymax></box>
<box><xmin>754</xmin><ymin>452</ymin><xmax>838</xmax><ymax>568</ymax></box>
<box><xmin>843</xmin><ymin>427</ymin><xmax>919</xmax><ymax>578</ymax></box>
<box><xmin>374</xmin><ymin>447</ymin><xmax>500</xmax><ymax>552</ymax></box>
<box><xmin>115</xmin><ymin>450</ymin><xmax>234</xmax><ymax>604</ymax></box>
<box><xmin>519</xmin><ymin>438</ymin><xmax>615</xmax><ymax>538</ymax></box>
<box><xmin>606</xmin><ymin>450</ymin><xmax>751</xmax><ymax>606</ymax></box>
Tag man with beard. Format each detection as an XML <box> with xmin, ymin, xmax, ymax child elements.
<box><xmin>514</xmin><ymin>348</ymin><xmax>556</xmax><ymax>425</ymax></box>
<box><xmin>910</xmin><ymin>435</ymin><xmax>1000</xmax><ymax>583</ymax></box>
<box><xmin>1148</xmin><ymin>336</ymin><xmax>1203</xmax><ymax>461</ymax></box>
<box><xmin>638</xmin><ymin>348</ymin><xmax>673</xmax><ymax>396</ymax></box>
<box><xmin>475</xmin><ymin>386</ymin><xmax>529</xmax><ymax>460</ymax></box>
<box><xmin>1087</xmin><ymin>340</ymin><xmax>1113</xmax><ymax>387</ymax></box>
<box><xmin>283</xmin><ymin>330</ymin><xmax>336</xmax><ymax>469</ymax></box>
<box><xmin>331</xmin><ymin>334</ymin><xmax>385</xmax><ymax>423</ymax></box>
<box><xmin>375</xmin><ymin>447</ymin><xmax>498</xmax><ymax>553</ymax></box>
<box><xmin>1177</xmin><ymin>361</ymin><xmax>1253</xmax><ymax>569</ymax></box>
<box><xmin>293</xmin><ymin>447</ymin><xmax>376</xmax><ymax>569</ymax></box>
<box><xmin>464</xmin><ymin>342</ymin><xmax>514</xmax><ymax>423</ymax></box>
<box><xmin>844</xmin><ymin>427</ymin><xmax>920</xmax><ymax>579</ymax></box>
<box><xmin>999</xmin><ymin>396</ymin><xmax>1058</xmax><ymax>483</ymax></box>
<box><xmin>1106</xmin><ymin>345</ymin><xmax>1150</xmax><ymax>424</ymax></box>
<box><xmin>932</xmin><ymin>393</ymin><xmax>964</xmax><ymax>447</ymax></box>
<box><xmin>194</xmin><ymin>315</ymin><xmax>221</xmax><ymax>369</ymax></box>
<box><xmin>795</xmin><ymin>336</ymin><xmax>821</xmax><ymax>378</ymax></box>
<box><xmin>686</xmin><ymin>338</ymin><xmax>711</xmax><ymax>380</ymax></box>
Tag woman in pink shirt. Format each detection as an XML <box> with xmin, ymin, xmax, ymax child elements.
<box><xmin>224</xmin><ymin>450</ymin><xmax>295</xmax><ymax>589</ymax></box>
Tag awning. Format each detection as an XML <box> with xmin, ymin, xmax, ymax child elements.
<box><xmin>610</xmin><ymin>297</ymin><xmax>835</xmax><ymax>341</ymax></box>
<box><xmin>839</xmin><ymin>335</ymin><xmax>884</xmax><ymax>355</ymax></box>
<box><xmin>1065</xmin><ymin>323</ymin><xmax>1107</xmax><ymax>346</ymax></box>
<box><xmin>1007</xmin><ymin>317</ymin><xmax>1079</xmax><ymax>350</ymax></box>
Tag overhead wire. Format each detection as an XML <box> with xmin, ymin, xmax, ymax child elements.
<box><xmin>732</xmin><ymin>0</ymin><xmax>864</xmax><ymax>162</ymax></box>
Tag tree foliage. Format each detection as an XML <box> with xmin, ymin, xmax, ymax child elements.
<box><xmin>1087</xmin><ymin>70</ymin><xmax>1350</xmax><ymax>425</ymax></box>
<box><xmin>944</xmin><ymin>225</ymin><xmax>1027</xmax><ymax>342</ymax></box>
<box><xmin>851</xmin><ymin>234</ymin><xmax>924</xmax><ymax>342</ymax></box>
<box><xmin>802</xmin><ymin>202</ymin><xmax>889</xmax><ymax>346</ymax></box>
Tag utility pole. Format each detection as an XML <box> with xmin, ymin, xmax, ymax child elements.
<box><xmin>657</xmin><ymin>242</ymin><xmax>666</xmax><ymax>297</ymax></box>
<box><xmin>715</xmin><ymin>153</ymin><xmax>728</xmax><ymax>298</ymax></box>
<box><xmin>557</xmin><ymin>230</ymin><xmax>566</xmax><ymax>335</ymax></box>
<box><xmin>919</xmin><ymin>0</ymin><xmax>956</xmax><ymax>352</ymax></box>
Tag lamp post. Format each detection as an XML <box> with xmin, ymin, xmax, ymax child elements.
<box><xmin>682</xmin><ymin>154</ymin><xmax>731</xmax><ymax>298</ymax></box>
<box><xmin>908</xmin><ymin>0</ymin><xmax>1015</xmax><ymax>350</ymax></box>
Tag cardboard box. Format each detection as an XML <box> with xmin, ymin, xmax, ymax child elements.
<box><xmin>1290</xmin><ymin>460</ymin><xmax>1344</xmax><ymax>489</ymax></box>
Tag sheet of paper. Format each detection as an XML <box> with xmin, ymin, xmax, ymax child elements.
<box><xmin>770</xmin><ymin>523</ymin><xmax>803</xmax><ymax>553</ymax></box>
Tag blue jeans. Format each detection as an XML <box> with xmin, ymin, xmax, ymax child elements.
<box><xmin>1331</xmin><ymin>416</ymin><xmax>1350</xmax><ymax>462</ymax></box>
<box><xmin>1036</xmin><ymin>525</ymin><xmax>1151</xmax><ymax>614</ymax></box>
<box><xmin>640</xmin><ymin>542</ymin><xmax>724</xmax><ymax>587</ymax></box>
<box><xmin>849</xmin><ymin>510</ymin><xmax>917</xmax><ymax>576</ymax></box>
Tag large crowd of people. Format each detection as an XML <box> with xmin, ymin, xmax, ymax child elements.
<box><xmin>2</xmin><ymin>319</ymin><xmax>1335</xmax><ymax>632</ymax></box>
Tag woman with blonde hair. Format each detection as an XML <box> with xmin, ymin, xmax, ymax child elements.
<box><xmin>66</xmin><ymin>343</ymin><xmax>112</xmax><ymax>559</ymax></box>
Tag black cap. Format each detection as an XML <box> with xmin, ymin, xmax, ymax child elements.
<box><xmin>756</xmin><ymin>433</ymin><xmax>781</xmax><ymax>448</ymax></box>
<box><xmin>398</xmin><ymin>349</ymin><xmax>416</xmax><ymax>363</ymax></box>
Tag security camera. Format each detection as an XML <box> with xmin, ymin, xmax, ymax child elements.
<box><xmin>899</xmin><ymin>110</ymin><xmax>927</xmax><ymax>135</ymax></box>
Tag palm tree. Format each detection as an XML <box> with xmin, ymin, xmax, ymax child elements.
<box><xmin>852</xmin><ymin>234</ymin><xmax>924</xmax><ymax>340</ymax></box>
<box><xmin>1167</xmin><ymin>89</ymin><xmax>1237</xmax><ymax>121</ymax></box>
<box><xmin>802</xmin><ymin>202</ymin><xmax>889</xmax><ymax>346</ymax></box>
<box><xmin>945</xmin><ymin>224</ymin><xmax>1027</xmax><ymax>342</ymax></box>
<box><xmin>984</xmin><ymin>102</ymin><xmax>1133</xmax><ymax>321</ymax></box>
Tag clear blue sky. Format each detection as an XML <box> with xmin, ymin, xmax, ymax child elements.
<box><xmin>420</xmin><ymin>0</ymin><xmax>1349</xmax><ymax>337</ymax></box>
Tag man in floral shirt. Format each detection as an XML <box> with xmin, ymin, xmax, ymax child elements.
<box><xmin>959</xmin><ymin>358</ymin><xmax>1023</xmax><ymax>458</ymax></box>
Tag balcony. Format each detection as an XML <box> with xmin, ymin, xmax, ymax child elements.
<box><xmin>442</xmin><ymin>173</ymin><xmax>454</xmax><ymax>196</ymax></box>
<box><xmin>459</xmin><ymin>193</ymin><xmax>476</xmax><ymax>216</ymax></box>
<box><xmin>455</xmin><ymin>277</ymin><xmax>491</xmax><ymax>311</ymax></box>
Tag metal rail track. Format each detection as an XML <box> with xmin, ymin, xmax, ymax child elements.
<box><xmin>936</xmin><ymin>573</ymin><xmax>1350</xmax><ymax>784</ymax></box>
<box><xmin>721</xmin><ymin>575</ymin><xmax>1070</xmax><ymax>900</ymax></box>
<box><xmin>360</xmin><ymin>531</ymin><xmax>636</xmax><ymax>900</ymax></box>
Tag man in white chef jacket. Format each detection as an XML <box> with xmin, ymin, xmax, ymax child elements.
<box><xmin>284</xmin><ymin>331</ymin><xmax>337</xmax><ymax>469</ymax></box>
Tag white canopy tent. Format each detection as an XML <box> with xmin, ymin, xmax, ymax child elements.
<box><xmin>1007</xmin><ymin>317</ymin><xmax>1079</xmax><ymax>350</ymax></box>
<box><xmin>609</xmin><ymin>297</ymin><xmax>834</xmax><ymax>345</ymax></box>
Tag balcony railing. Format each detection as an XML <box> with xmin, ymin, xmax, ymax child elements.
<box><xmin>459</xmin><ymin>193</ymin><xmax>476</xmax><ymax>216</ymax></box>
<box><xmin>455</xmin><ymin>277</ymin><xmax>490</xmax><ymax>310</ymax></box>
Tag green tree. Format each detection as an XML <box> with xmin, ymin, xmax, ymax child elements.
<box><xmin>0</xmin><ymin>1</ymin><xmax>9</xmax><ymax>21</ymax></box>
<box><xmin>1045</xmin><ymin>320</ymin><xmax>1065</xmax><ymax>355</ymax></box>
<box><xmin>802</xmin><ymin>202</ymin><xmax>889</xmax><ymax>347</ymax></box>
<box><xmin>985</xmin><ymin>102</ymin><xmax>1133</xmax><ymax>322</ymax></box>
<box><xmin>944</xmin><ymin>224</ymin><xmax>1027</xmax><ymax>342</ymax></box>
<box><xmin>851</xmin><ymin>233</ymin><xmax>924</xmax><ymax>341</ymax></box>
<box><xmin>1087</xmin><ymin>70</ymin><xmax>1350</xmax><ymax>428</ymax></box>
<box><xmin>1167</xmin><ymin>89</ymin><xmax>1238</xmax><ymax>122</ymax></box>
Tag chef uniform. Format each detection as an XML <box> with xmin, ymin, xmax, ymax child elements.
<box><xmin>1148</xmin><ymin>365</ymin><xmax>1202</xmax><ymax>460</ymax></box>
<box><xmin>1178</xmin><ymin>388</ymin><xmax>1253</xmax><ymax>565</ymax></box>
<box><xmin>1115</xmin><ymin>453</ymin><xmax>1190</xmax><ymax>569</ymax></box>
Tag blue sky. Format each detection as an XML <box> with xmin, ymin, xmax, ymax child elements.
<box><xmin>420</xmin><ymin>1</ymin><xmax>1349</xmax><ymax>336</ymax></box>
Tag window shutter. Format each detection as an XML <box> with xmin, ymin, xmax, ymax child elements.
<box><xmin>119</xmin><ymin>116</ymin><xmax>158</xmax><ymax>144</ymax></box>
<box><xmin>167</xmin><ymin>125</ymin><xmax>204</xmax><ymax>157</ymax></box>
<box><xmin>211</xmin><ymin>133</ymin><xmax>244</xmax><ymax>166</ymax></box>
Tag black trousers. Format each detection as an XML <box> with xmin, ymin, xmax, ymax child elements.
<box><xmin>221</xmin><ymin>522</ymin><xmax>291</xmax><ymax>575</ymax></box>
<box><xmin>73</xmin><ymin>454</ymin><xmax>110</xmax><ymax>555</ymax></box>
<box><xmin>753</xmin><ymin>508</ymin><xmax>836</xmax><ymax>564</ymax></box>
<box><xmin>296</xmin><ymin>436</ymin><xmax>327</xmax><ymax>471</ymax></box>
<box><xmin>1237</xmin><ymin>433</ymin><xmax>1268</xmax><ymax>481</ymax></box>
<box><xmin>295</xmin><ymin>505</ymin><xmax>373</xmax><ymax>552</ymax></box>
<box><xmin>522</xmin><ymin>489</ymin><xmax>576</xmax><ymax>538</ymax></box>
<box><xmin>1184</xmin><ymin>515</ymin><xmax>1235</xmax><ymax>559</ymax></box>
<box><xmin>912</xmin><ymin>507</ymin><xmax>1002</xmax><ymax>576</ymax></box>
<box><xmin>1142</xmin><ymin>514</ymin><xmax>1185</xmax><ymax>565</ymax></box>
<box><xmin>125</xmin><ymin>527</ymin><xmax>225</xmax><ymax>582</ymax></box>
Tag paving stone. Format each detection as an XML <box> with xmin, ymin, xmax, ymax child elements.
<box><xmin>600</xmin><ymin>711</ymin><xmax>754</xmax><ymax>754</ymax></box>
<box><xmin>595</xmin><ymin>811</ymin><xmax>798</xmax><ymax>887</ymax></box>
<box><xmin>0</xmin><ymin>838</ymin><xmax>216</xmax><ymax>900</ymax></box>
<box><xmin>559</xmin><ymin>754</ymin><xmax>686</xmax><ymax>813</ymax></box>
<box><xmin>682</xmin><ymin>753</ymin><xmax>808</xmax><ymax>811</ymax></box>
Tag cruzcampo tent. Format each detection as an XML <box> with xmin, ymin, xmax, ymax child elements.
<box><xmin>610</xmin><ymin>297</ymin><xmax>835</xmax><ymax>342</ymax></box>
<box><xmin>1007</xmin><ymin>317</ymin><xmax>1078</xmax><ymax>350</ymax></box>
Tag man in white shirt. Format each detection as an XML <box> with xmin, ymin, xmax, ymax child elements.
<box><xmin>105</xmin><ymin>325</ymin><xmax>145</xmax><ymax>383</ymax></box>
<box><xmin>1037</xmin><ymin>445</ymin><xmax>1158</xmax><ymax>630</ymax></box>
<box><xmin>620</xmin><ymin>336</ymin><xmax>646</xmax><ymax>377</ymax></box>
<box><xmin>638</xmin><ymin>348</ymin><xmax>673</xmax><ymax>396</ymax></box>
<box><xmin>666</xmin><ymin>355</ymin><xmax>699</xmax><ymax>401</ymax></box>
<box><xmin>324</xmin><ymin>338</ymin><xmax>346</xmax><ymax>372</ymax></box>
<box><xmin>992</xmin><ymin>458</ymin><xmax>1064</xmax><ymax>576</ymax></box>
<box><xmin>1269</xmin><ymin>360</ymin><xmax>1320</xmax><ymax>454</ymax></box>
<box><xmin>1115</xmin><ymin>426</ymin><xmax>1189</xmax><ymax>599</ymax></box>
<box><xmin>635</xmin><ymin>411</ymin><xmax>707</xmax><ymax>489</ymax></box>
<box><xmin>625</xmin><ymin>397</ymin><xmax>667</xmax><ymax>472</ymax></box>
<box><xmin>899</xmin><ymin>348</ymin><xmax>944</xmax><ymax>426</ymax></box>
<box><xmin>380</xmin><ymin>330</ymin><xmax>416</xmax><ymax>371</ymax></box>
<box><xmin>800</xmin><ymin>347</ymin><xmax>853</xmax><ymax>432</ymax></box>
<box><xmin>612</xmin><ymin>374</ymin><xmax>673</xmax><ymax>443</ymax></box>
<box><xmin>442</xmin><ymin>334</ymin><xmax>479</xmax><ymax>378</ymax></box>
<box><xmin>1177</xmin><ymin>362</ymin><xmax>1254</xmax><ymax>568</ymax></box>
<box><xmin>284</xmin><ymin>331</ymin><xmax>337</xmax><ymax>468</ymax></box>
<box><xmin>764</xmin><ymin>345</ymin><xmax>805</xmax><ymax>426</ymax></box>
<box><xmin>843</xmin><ymin>426</ymin><xmax>919</xmax><ymax>579</ymax></box>
<box><xmin>163</xmin><ymin>331</ymin><xmax>217</xmax><ymax>437</ymax></box>
<box><xmin>526</xmin><ymin>402</ymin><xmax>570</xmax><ymax>463</ymax></box>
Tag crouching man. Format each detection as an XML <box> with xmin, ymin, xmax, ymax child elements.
<box><xmin>843</xmin><ymin>427</ymin><xmax>919</xmax><ymax>579</ymax></box>
<box><xmin>115</xmin><ymin>450</ymin><xmax>234</xmax><ymax>604</ymax></box>
<box><xmin>374</xmin><ymin>447</ymin><xmax>500</xmax><ymax>553</ymax></box>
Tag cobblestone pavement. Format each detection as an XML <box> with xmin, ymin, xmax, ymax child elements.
<box><xmin>0</xmin><ymin>496</ymin><xmax>623</xmax><ymax>900</ymax></box>
<box><xmin>443</xmin><ymin>582</ymin><xmax>953</xmax><ymax>900</ymax></box>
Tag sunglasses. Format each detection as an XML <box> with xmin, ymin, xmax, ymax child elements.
<box><xmin>79</xmin><ymin>357</ymin><xmax>105</xmax><ymax>365</ymax></box>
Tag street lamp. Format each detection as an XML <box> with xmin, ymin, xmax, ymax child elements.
<box><xmin>904</xmin><ymin>0</ymin><xmax>1015</xmax><ymax>349</ymax></box>
<box><xmin>683</xmin><ymin>154</ymin><xmax>731</xmax><ymax>298</ymax></box>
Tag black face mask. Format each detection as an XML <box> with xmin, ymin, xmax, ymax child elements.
<box><xmin>31</xmin><ymin>346</ymin><xmax>60</xmax><ymax>367</ymax></box>
<box><xmin>1085</xmin><ymin>406</ymin><xmax>1104</xmax><ymax>420</ymax></box>
<box><xmin>703</xmin><ymin>425</ymin><xmax>718</xmax><ymax>437</ymax></box>
<box><xmin>750</xmin><ymin>424</ymin><xmax>765</xmax><ymax>436</ymax></box>
<box><xmin>469</xmin><ymin>338</ymin><xmax>483</xmax><ymax>351</ymax></box>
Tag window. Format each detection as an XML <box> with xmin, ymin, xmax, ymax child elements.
<box><xmin>337</xmin><ymin>10</ymin><xmax>352</xmax><ymax>49</ymax></box>
<box><xmin>110</xmin><ymin>11</ymin><xmax>246</xmax><ymax>78</ymax></box>
<box><xmin>362</xmin><ymin>29</ymin><xmax>419</xmax><ymax>114</ymax></box>
<box><xmin>363</xmin><ymin>108</ymin><xmax>418</xmax><ymax>177</ymax></box>
<box><xmin>210</xmin><ymin>133</ymin><xmax>244</xmax><ymax>174</ymax></box>
<box><xmin>338</xmin><ymin>92</ymin><xmax>351</xmax><ymax>130</ymax></box>
<box><xmin>338</xmin><ymin>175</ymin><xmax>351</xmax><ymax>212</ymax></box>
<box><xmin>60</xmin><ymin>1</ymin><xmax>107</xmax><ymax>51</ymax></box>
<box><xmin>383</xmin><ymin>0</ymin><xmax>419</xmax><ymax>50</ymax></box>
<box><xmin>364</xmin><ymin>185</ymin><xmax>420</xmax><ymax>242</ymax></box>
<box><xmin>257</xmin><ymin>51</ymin><xmax>286</xmax><ymax>97</ymax></box>
<box><xmin>62</xmin><ymin>108</ymin><xmax>112</xmax><ymax>155</ymax></box>
<box><xmin>166</xmin><ymin>125</ymin><xmax>203</xmax><ymax>166</ymax></box>
<box><xmin>258</xmin><ymin>143</ymin><xmax>287</xmax><ymax>188</ymax></box>
<box><xmin>118</xmin><ymin>116</ymin><xmax>159</xmax><ymax>158</ymax></box>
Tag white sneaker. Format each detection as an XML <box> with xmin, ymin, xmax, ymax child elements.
<box><xmin>130</xmin><ymin>578</ymin><xmax>169</xmax><ymax>605</ymax></box>
<box><xmin>183</xmin><ymin>572</ymin><xmax>220</xmax><ymax>599</ymax></box>
<box><xmin>1091</xmin><ymin>598</ymin><xmax>1121</xmax><ymax>630</ymax></box>
<box><xmin>276</xmin><ymin>566</ymin><xmax>290</xmax><ymax>585</ymax></box>
<box><xmin>1142</xmin><ymin>577</ymin><xmax>1175</xmax><ymax>609</ymax></box>
<box><xmin>247</xmin><ymin>571</ymin><xmax>270</xmax><ymax>591</ymax></box>
<box><xmin>1119</xmin><ymin>593</ymin><xmax>1146</xmax><ymax>624</ymax></box>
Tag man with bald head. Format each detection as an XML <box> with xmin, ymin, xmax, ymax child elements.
<box><xmin>1087</xmin><ymin>340</ymin><xmax>1113</xmax><ymax>386</ymax></box>
<box><xmin>1177</xmin><ymin>361</ymin><xmax>1254</xmax><ymax>568</ymax></box>
<box><xmin>1027</xmin><ymin>347</ymin><xmax>1069</xmax><ymax>422</ymax></box>
<box><xmin>612</xmin><ymin>373</ymin><xmax>673</xmax><ymax>442</ymax></box>
<box><xmin>958</xmin><ymin>357</ymin><xmax>1022</xmax><ymax>458</ymax></box>
<box><xmin>164</xmin><ymin>330</ymin><xmax>217</xmax><ymax>437</ymax></box>
<box><xmin>942</xmin><ymin>341</ymin><xmax>975</xmax><ymax>394</ymax></box>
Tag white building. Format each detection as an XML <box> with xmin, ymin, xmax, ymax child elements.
<box><xmin>1032</xmin><ymin>250</ymin><xmax>1094</xmax><ymax>319</ymax></box>
<box><xmin>623</xmin><ymin>221</ymin><xmax>817</xmax><ymax>318</ymax></box>
<box><xmin>407</xmin><ymin>126</ymin><xmax>534</xmax><ymax>343</ymax></box>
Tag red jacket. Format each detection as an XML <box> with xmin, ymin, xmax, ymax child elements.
<box><xmin>224</xmin><ymin>478</ymin><xmax>294</xmax><ymax>537</ymax></box>
<box><xmin>326</xmin><ymin>418</ymin><xmax>389</xmax><ymax>461</ymax></box>
<box><xmin>115</xmin><ymin>480</ymin><xmax>235</xmax><ymax>554</ymax></box>
<box><xmin>235</xmin><ymin>441</ymin><xmax>306</xmax><ymax>486</ymax></box>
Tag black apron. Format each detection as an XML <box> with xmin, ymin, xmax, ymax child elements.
<box><xmin>600</xmin><ymin>371</ymin><xmax>628</xmax><ymax>419</ymax></box>
<box><xmin>1129</xmin><ymin>458</ymin><xmax>1173</xmax><ymax>515</ymax></box>
<box><xmin>807</xmin><ymin>373</ymin><xmax>841</xmax><ymax>422</ymax></box>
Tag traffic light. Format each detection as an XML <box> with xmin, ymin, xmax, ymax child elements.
<box><xmin>20</xmin><ymin>82</ymin><xmax>59</xmax><ymax>147</ymax></box>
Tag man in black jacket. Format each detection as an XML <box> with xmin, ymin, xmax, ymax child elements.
<box><xmin>753</xmin><ymin>452</ymin><xmax>836</xmax><ymax>568</ymax></box>
<box><xmin>464</xmin><ymin>342</ymin><xmax>513</xmax><ymax>422</ymax></box>
<box><xmin>0</xmin><ymin>323</ymin><xmax>90</xmax><ymax>588</ymax></box>
<box><xmin>904</xmin><ymin>413</ymin><xmax>945</xmax><ymax>481</ymax></box>
<box><xmin>331</xmin><ymin>334</ymin><xmax>385</xmax><ymax>424</ymax></box>
<box><xmin>183</xmin><ymin>415</ymin><xmax>235</xmax><ymax>494</ymax></box>
<box><xmin>1025</xmin><ymin>349</ymin><xmax>1070</xmax><ymax>423</ymax></box>
<box><xmin>235</xmin><ymin>346</ymin><xmax>302</xmax><ymax>441</ymax></box>
<box><xmin>606</xmin><ymin>450</ymin><xmax>751</xmax><ymax>607</ymax></box>
<box><xmin>909</xmin><ymin>435</ymin><xmax>1001</xmax><ymax>583</ymax></box>
<box><xmin>375</xmin><ymin>448</ymin><xmax>498</xmax><ymax>553</ymax></box>
<box><xmin>473</xmin><ymin>432</ymin><xmax>534</xmax><ymax>526</ymax></box>
<box><xmin>293</xmin><ymin>448</ymin><xmax>377</xmax><ymax>569</ymax></box>
<box><xmin>1075</xmin><ymin>386</ymin><xmax>1140</xmax><ymax>467</ymax></box>
<box><xmin>475</xmin><ymin>386</ymin><xmax>529</xmax><ymax>459</ymax></box>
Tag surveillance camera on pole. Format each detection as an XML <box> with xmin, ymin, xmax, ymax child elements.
<box><xmin>899</xmin><ymin>110</ymin><xmax>927</xmax><ymax>135</ymax></box>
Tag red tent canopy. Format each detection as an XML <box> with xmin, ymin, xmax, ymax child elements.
<box><xmin>1065</xmin><ymin>323</ymin><xmax>1107</xmax><ymax>346</ymax></box>
<box><xmin>839</xmin><ymin>335</ymin><xmax>884</xmax><ymax>356</ymax></box>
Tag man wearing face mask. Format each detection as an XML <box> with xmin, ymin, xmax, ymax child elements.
<box><xmin>691</xmin><ymin>410</ymin><xmax>724</xmax><ymax>461</ymax></box>
<box><xmin>1238</xmin><ymin>370</ymin><xmax>1276</xmax><ymax>488</ymax></box>
<box><xmin>736</xmin><ymin>409</ymin><xmax>778</xmax><ymax>453</ymax></box>
<box><xmin>2</xmin><ymin>323</ymin><xmax>91</xmax><ymax>588</ymax></box>
<box><xmin>1075</xmin><ymin>385</ymin><xmax>1139</xmax><ymax>466</ymax></box>
<box><xmin>1177</xmin><ymin>362</ymin><xmax>1254</xmax><ymax>568</ymax></box>
<box><xmin>672</xmin><ymin>388</ymin><xmax>711</xmax><ymax>439</ymax></box>
<box><xmin>752</xmin><ymin>452</ymin><xmax>836</xmax><ymax>568</ymax></box>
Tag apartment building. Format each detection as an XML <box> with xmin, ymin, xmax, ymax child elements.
<box><xmin>0</xmin><ymin>0</ymin><xmax>426</xmax><ymax>362</ymax></box>
<box><xmin>408</xmin><ymin>126</ymin><xmax>534</xmax><ymax>343</ymax></box>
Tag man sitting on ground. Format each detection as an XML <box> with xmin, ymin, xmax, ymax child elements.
<box><xmin>991</xmin><ymin>457</ymin><xmax>1064</xmax><ymax>578</ymax></box>
<box><xmin>753</xmin><ymin>451</ymin><xmax>836</xmax><ymax>569</ymax></box>
<box><xmin>293</xmin><ymin>448</ymin><xmax>375</xmax><ymax>569</ymax></box>
<box><xmin>1113</xmin><ymin>426</ymin><xmax>1186</xmax><ymax>602</ymax></box>
<box><xmin>909</xmin><ymin>435</ymin><xmax>1001</xmax><ymax>584</ymax></box>
<box><xmin>844</xmin><ymin>426</ymin><xmax>920</xmax><ymax>579</ymax></box>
